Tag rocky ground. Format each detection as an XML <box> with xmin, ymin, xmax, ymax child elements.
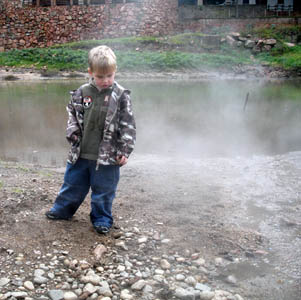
<box><xmin>0</xmin><ymin>160</ymin><xmax>250</xmax><ymax>300</ymax></box>
<box><xmin>0</xmin><ymin>151</ymin><xmax>300</xmax><ymax>300</ymax></box>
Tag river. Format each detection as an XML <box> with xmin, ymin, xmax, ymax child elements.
<box><xmin>0</xmin><ymin>78</ymin><xmax>300</xmax><ymax>299</ymax></box>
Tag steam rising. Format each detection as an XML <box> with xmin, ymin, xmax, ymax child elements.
<box><xmin>131</xmin><ymin>79</ymin><xmax>301</xmax><ymax>158</ymax></box>
<box><xmin>0</xmin><ymin>79</ymin><xmax>300</xmax><ymax>165</ymax></box>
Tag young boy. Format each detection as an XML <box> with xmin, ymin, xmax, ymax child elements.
<box><xmin>45</xmin><ymin>45</ymin><xmax>136</xmax><ymax>234</ymax></box>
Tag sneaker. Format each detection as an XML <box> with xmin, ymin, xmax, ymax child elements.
<box><xmin>45</xmin><ymin>211</ymin><xmax>71</xmax><ymax>221</ymax></box>
<box><xmin>94</xmin><ymin>225</ymin><xmax>110</xmax><ymax>234</ymax></box>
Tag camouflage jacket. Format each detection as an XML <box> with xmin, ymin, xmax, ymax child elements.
<box><xmin>66</xmin><ymin>81</ymin><xmax>136</xmax><ymax>168</ymax></box>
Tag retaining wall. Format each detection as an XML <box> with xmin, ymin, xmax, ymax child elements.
<box><xmin>0</xmin><ymin>0</ymin><xmax>299</xmax><ymax>51</ymax></box>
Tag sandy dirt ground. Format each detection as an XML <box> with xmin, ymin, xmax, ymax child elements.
<box><xmin>0</xmin><ymin>151</ymin><xmax>300</xmax><ymax>299</ymax></box>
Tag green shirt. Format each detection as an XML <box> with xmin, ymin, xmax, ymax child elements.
<box><xmin>80</xmin><ymin>84</ymin><xmax>110</xmax><ymax>160</ymax></box>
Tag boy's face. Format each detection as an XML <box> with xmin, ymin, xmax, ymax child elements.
<box><xmin>89</xmin><ymin>68</ymin><xmax>115</xmax><ymax>90</ymax></box>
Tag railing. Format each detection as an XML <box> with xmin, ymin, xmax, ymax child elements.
<box><xmin>267</xmin><ymin>4</ymin><xmax>293</xmax><ymax>16</ymax></box>
<box><xmin>267</xmin><ymin>4</ymin><xmax>293</xmax><ymax>12</ymax></box>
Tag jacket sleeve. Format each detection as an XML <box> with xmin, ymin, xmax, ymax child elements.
<box><xmin>66</xmin><ymin>89</ymin><xmax>82</xmax><ymax>144</ymax></box>
<box><xmin>117</xmin><ymin>91</ymin><xmax>136</xmax><ymax>158</ymax></box>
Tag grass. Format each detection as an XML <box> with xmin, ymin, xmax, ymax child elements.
<box><xmin>257</xmin><ymin>45</ymin><xmax>301</xmax><ymax>70</ymax></box>
<box><xmin>0</xmin><ymin>39</ymin><xmax>254</xmax><ymax>72</ymax></box>
<box><xmin>0</xmin><ymin>31</ymin><xmax>299</xmax><ymax>72</ymax></box>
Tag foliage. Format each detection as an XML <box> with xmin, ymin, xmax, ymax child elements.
<box><xmin>247</xmin><ymin>25</ymin><xmax>301</xmax><ymax>43</ymax></box>
<box><xmin>0</xmin><ymin>32</ymin><xmax>299</xmax><ymax>72</ymax></box>
<box><xmin>257</xmin><ymin>45</ymin><xmax>301</xmax><ymax>70</ymax></box>
<box><xmin>0</xmin><ymin>46</ymin><xmax>254</xmax><ymax>72</ymax></box>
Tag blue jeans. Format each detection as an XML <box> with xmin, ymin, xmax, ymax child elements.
<box><xmin>50</xmin><ymin>158</ymin><xmax>120</xmax><ymax>228</ymax></box>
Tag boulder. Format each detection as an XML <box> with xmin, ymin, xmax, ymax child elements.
<box><xmin>245</xmin><ymin>39</ymin><xmax>255</xmax><ymax>48</ymax></box>
<box><xmin>264</xmin><ymin>38</ymin><xmax>277</xmax><ymax>45</ymax></box>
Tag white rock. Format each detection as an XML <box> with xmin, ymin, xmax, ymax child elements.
<box><xmin>199</xmin><ymin>291</ymin><xmax>215</xmax><ymax>300</ymax></box>
<box><xmin>131</xmin><ymin>279</ymin><xmax>146</xmax><ymax>291</ymax></box>
<box><xmin>235</xmin><ymin>294</ymin><xmax>244</xmax><ymax>300</ymax></box>
<box><xmin>80</xmin><ymin>274</ymin><xmax>101</xmax><ymax>285</ymax></box>
<box><xmin>138</xmin><ymin>237</ymin><xmax>148</xmax><ymax>244</ymax></box>
<box><xmin>214</xmin><ymin>257</ymin><xmax>224</xmax><ymax>266</ymax></box>
<box><xmin>226</xmin><ymin>275</ymin><xmax>237</xmax><ymax>284</ymax></box>
<box><xmin>155</xmin><ymin>269</ymin><xmax>164</xmax><ymax>275</ymax></box>
<box><xmin>115</xmin><ymin>241</ymin><xmax>128</xmax><ymax>250</ymax></box>
<box><xmin>194</xmin><ymin>258</ymin><xmax>205</xmax><ymax>266</ymax></box>
<box><xmin>143</xmin><ymin>285</ymin><xmax>153</xmax><ymax>294</ymax></box>
<box><xmin>175</xmin><ymin>287</ymin><xmax>195</xmax><ymax>299</ymax></box>
<box><xmin>160</xmin><ymin>259</ymin><xmax>171</xmax><ymax>270</ymax></box>
<box><xmin>63</xmin><ymin>292</ymin><xmax>77</xmax><ymax>300</ymax></box>
<box><xmin>83</xmin><ymin>283</ymin><xmax>97</xmax><ymax>294</ymax></box>
<box><xmin>175</xmin><ymin>274</ymin><xmax>185</xmax><ymax>281</ymax></box>
<box><xmin>117</xmin><ymin>265</ymin><xmax>126</xmax><ymax>272</ymax></box>
<box><xmin>48</xmin><ymin>290</ymin><xmax>64</xmax><ymax>300</ymax></box>
<box><xmin>195</xmin><ymin>283</ymin><xmax>211</xmax><ymax>292</ymax></box>
<box><xmin>23</xmin><ymin>281</ymin><xmax>34</xmax><ymax>291</ymax></box>
<box><xmin>161</xmin><ymin>239</ymin><xmax>170</xmax><ymax>244</ymax></box>
<box><xmin>153</xmin><ymin>275</ymin><xmax>164</xmax><ymax>283</ymax></box>
<box><xmin>34</xmin><ymin>276</ymin><xmax>48</xmax><ymax>284</ymax></box>
<box><xmin>11</xmin><ymin>292</ymin><xmax>28</xmax><ymax>298</ymax></box>
<box><xmin>34</xmin><ymin>269</ymin><xmax>45</xmax><ymax>277</ymax></box>
<box><xmin>93</xmin><ymin>244</ymin><xmax>107</xmax><ymax>260</ymax></box>
<box><xmin>120</xmin><ymin>289</ymin><xmax>133</xmax><ymax>300</ymax></box>
<box><xmin>185</xmin><ymin>276</ymin><xmax>196</xmax><ymax>286</ymax></box>
<box><xmin>97</xmin><ymin>281</ymin><xmax>113</xmax><ymax>297</ymax></box>
<box><xmin>0</xmin><ymin>278</ymin><xmax>10</xmax><ymax>287</ymax></box>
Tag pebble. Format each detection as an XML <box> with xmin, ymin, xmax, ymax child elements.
<box><xmin>131</xmin><ymin>279</ymin><xmax>146</xmax><ymax>291</ymax></box>
<box><xmin>48</xmin><ymin>290</ymin><xmax>64</xmax><ymax>300</ymax></box>
<box><xmin>199</xmin><ymin>291</ymin><xmax>215</xmax><ymax>300</ymax></box>
<box><xmin>0</xmin><ymin>227</ymin><xmax>247</xmax><ymax>300</ymax></box>
<box><xmin>83</xmin><ymin>283</ymin><xmax>97</xmax><ymax>294</ymax></box>
<box><xmin>11</xmin><ymin>292</ymin><xmax>28</xmax><ymax>298</ymax></box>
<box><xmin>63</xmin><ymin>292</ymin><xmax>77</xmax><ymax>300</ymax></box>
<box><xmin>120</xmin><ymin>289</ymin><xmax>133</xmax><ymax>300</ymax></box>
<box><xmin>93</xmin><ymin>244</ymin><xmax>107</xmax><ymax>260</ymax></box>
<box><xmin>175</xmin><ymin>274</ymin><xmax>185</xmax><ymax>281</ymax></box>
<box><xmin>23</xmin><ymin>281</ymin><xmax>35</xmax><ymax>291</ymax></box>
<box><xmin>160</xmin><ymin>259</ymin><xmax>171</xmax><ymax>270</ymax></box>
<box><xmin>97</xmin><ymin>281</ymin><xmax>113</xmax><ymax>297</ymax></box>
<box><xmin>0</xmin><ymin>278</ymin><xmax>10</xmax><ymax>287</ymax></box>
<box><xmin>195</xmin><ymin>283</ymin><xmax>211</xmax><ymax>292</ymax></box>
<box><xmin>138</xmin><ymin>237</ymin><xmax>148</xmax><ymax>244</ymax></box>
<box><xmin>33</xmin><ymin>276</ymin><xmax>48</xmax><ymax>284</ymax></box>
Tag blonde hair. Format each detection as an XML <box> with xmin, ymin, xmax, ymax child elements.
<box><xmin>88</xmin><ymin>45</ymin><xmax>117</xmax><ymax>74</ymax></box>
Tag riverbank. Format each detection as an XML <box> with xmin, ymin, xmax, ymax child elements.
<box><xmin>1</xmin><ymin>151</ymin><xmax>300</xmax><ymax>300</ymax></box>
<box><xmin>1</xmin><ymin>29</ymin><xmax>300</xmax><ymax>80</ymax></box>
<box><xmin>0</xmin><ymin>64</ymin><xmax>297</xmax><ymax>83</ymax></box>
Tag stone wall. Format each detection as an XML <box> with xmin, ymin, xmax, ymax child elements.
<box><xmin>0</xmin><ymin>0</ymin><xmax>180</xmax><ymax>50</ymax></box>
<box><xmin>0</xmin><ymin>0</ymin><xmax>300</xmax><ymax>51</ymax></box>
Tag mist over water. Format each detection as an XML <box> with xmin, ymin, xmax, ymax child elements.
<box><xmin>132</xmin><ymin>79</ymin><xmax>301</xmax><ymax>158</ymax></box>
<box><xmin>0</xmin><ymin>79</ymin><xmax>300</xmax><ymax>165</ymax></box>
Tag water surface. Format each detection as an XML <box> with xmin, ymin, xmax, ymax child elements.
<box><xmin>0</xmin><ymin>79</ymin><xmax>300</xmax><ymax>165</ymax></box>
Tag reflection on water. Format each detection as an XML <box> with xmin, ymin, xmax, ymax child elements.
<box><xmin>0</xmin><ymin>79</ymin><xmax>301</xmax><ymax>166</ymax></box>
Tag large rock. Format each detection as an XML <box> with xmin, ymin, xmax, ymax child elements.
<box><xmin>245</xmin><ymin>39</ymin><xmax>255</xmax><ymax>48</ymax></box>
<box><xmin>265</xmin><ymin>38</ymin><xmax>277</xmax><ymax>45</ymax></box>
<box><xmin>226</xmin><ymin>35</ymin><xmax>236</xmax><ymax>46</ymax></box>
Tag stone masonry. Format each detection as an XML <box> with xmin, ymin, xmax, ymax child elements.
<box><xmin>0</xmin><ymin>0</ymin><xmax>299</xmax><ymax>51</ymax></box>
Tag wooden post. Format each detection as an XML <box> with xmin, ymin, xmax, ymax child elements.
<box><xmin>70</xmin><ymin>0</ymin><xmax>73</xmax><ymax>5</ymax></box>
<box><xmin>51</xmin><ymin>0</ymin><xmax>56</xmax><ymax>7</ymax></box>
<box><xmin>37</xmin><ymin>0</ymin><xmax>40</xmax><ymax>6</ymax></box>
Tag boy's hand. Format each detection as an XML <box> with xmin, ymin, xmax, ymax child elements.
<box><xmin>117</xmin><ymin>155</ymin><xmax>128</xmax><ymax>166</ymax></box>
